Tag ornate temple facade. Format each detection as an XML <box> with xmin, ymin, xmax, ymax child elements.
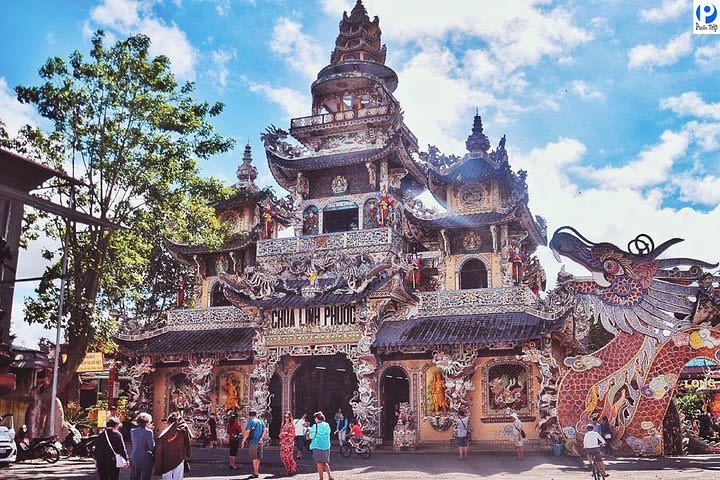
<box><xmin>116</xmin><ymin>1</ymin><xmax>576</xmax><ymax>448</ymax></box>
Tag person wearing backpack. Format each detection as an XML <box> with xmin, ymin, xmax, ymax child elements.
<box><xmin>510</xmin><ymin>412</ymin><xmax>525</xmax><ymax>459</ymax></box>
<box><xmin>455</xmin><ymin>408</ymin><xmax>470</xmax><ymax>460</ymax></box>
<box><xmin>240</xmin><ymin>410</ymin><xmax>267</xmax><ymax>479</ymax></box>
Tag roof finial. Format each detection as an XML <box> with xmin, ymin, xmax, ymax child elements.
<box><xmin>236</xmin><ymin>143</ymin><xmax>259</xmax><ymax>192</ymax></box>
<box><xmin>465</xmin><ymin>114</ymin><xmax>490</xmax><ymax>153</ymax></box>
<box><xmin>475</xmin><ymin>106</ymin><xmax>479</xmax><ymax>116</ymax></box>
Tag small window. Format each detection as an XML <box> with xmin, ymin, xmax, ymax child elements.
<box><xmin>323</xmin><ymin>201</ymin><xmax>359</xmax><ymax>233</ymax></box>
<box><xmin>459</xmin><ymin>258</ymin><xmax>488</xmax><ymax>290</ymax></box>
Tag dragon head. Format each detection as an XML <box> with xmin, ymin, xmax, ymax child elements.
<box><xmin>549</xmin><ymin>226</ymin><xmax>718</xmax><ymax>338</ymax></box>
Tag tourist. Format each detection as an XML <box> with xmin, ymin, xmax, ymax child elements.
<box><xmin>309</xmin><ymin>411</ymin><xmax>333</xmax><ymax>480</ymax></box>
<box><xmin>207</xmin><ymin>413</ymin><xmax>218</xmax><ymax>449</ymax></box>
<box><xmin>94</xmin><ymin>416</ymin><xmax>129</xmax><ymax>480</ymax></box>
<box><xmin>240</xmin><ymin>410</ymin><xmax>267</xmax><ymax>479</ymax></box>
<box><xmin>130</xmin><ymin>413</ymin><xmax>155</xmax><ymax>480</ymax></box>
<box><xmin>583</xmin><ymin>424</ymin><xmax>608</xmax><ymax>478</ymax></box>
<box><xmin>334</xmin><ymin>408</ymin><xmax>342</xmax><ymax>424</ymax></box>
<box><xmin>455</xmin><ymin>407</ymin><xmax>470</xmax><ymax>460</ymax></box>
<box><xmin>334</xmin><ymin>411</ymin><xmax>348</xmax><ymax>446</ymax></box>
<box><xmin>349</xmin><ymin>420</ymin><xmax>363</xmax><ymax>448</ymax></box>
<box><xmin>293</xmin><ymin>413</ymin><xmax>308</xmax><ymax>459</ymax></box>
<box><xmin>599</xmin><ymin>416</ymin><xmax>612</xmax><ymax>456</ymax></box>
<box><xmin>510</xmin><ymin>412</ymin><xmax>524</xmax><ymax>459</ymax></box>
<box><xmin>226</xmin><ymin>413</ymin><xmax>242</xmax><ymax>470</ymax></box>
<box><xmin>279</xmin><ymin>411</ymin><xmax>298</xmax><ymax>476</ymax></box>
<box><xmin>154</xmin><ymin>413</ymin><xmax>192</xmax><ymax>480</ymax></box>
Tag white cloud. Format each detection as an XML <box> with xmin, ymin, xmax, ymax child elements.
<box><xmin>578</xmin><ymin>129</ymin><xmax>690</xmax><ymax>189</ymax></box>
<box><xmin>696</xmin><ymin>43</ymin><xmax>720</xmax><ymax>71</ymax></box>
<box><xmin>571</xmin><ymin>80</ymin><xmax>605</xmax><ymax>101</ymax></box>
<box><xmin>512</xmin><ymin>139</ymin><xmax>720</xmax><ymax>289</ymax></box>
<box><xmin>660</xmin><ymin>91</ymin><xmax>720</xmax><ymax>120</ymax></box>
<box><xmin>639</xmin><ymin>0</ymin><xmax>686</xmax><ymax>23</ymax></box>
<box><xmin>89</xmin><ymin>0</ymin><xmax>198</xmax><ymax>79</ymax></box>
<box><xmin>628</xmin><ymin>32</ymin><xmax>692</xmax><ymax>69</ymax></box>
<box><xmin>683</xmin><ymin>120</ymin><xmax>720</xmax><ymax>151</ymax></box>
<box><xmin>269</xmin><ymin>17</ymin><xmax>326</xmax><ymax>80</ymax></box>
<box><xmin>210</xmin><ymin>48</ymin><xmax>237</xmax><ymax>88</ymax></box>
<box><xmin>673</xmin><ymin>175</ymin><xmax>720</xmax><ymax>206</ymax></box>
<box><xmin>0</xmin><ymin>77</ymin><xmax>38</xmax><ymax>135</ymax></box>
<box><xmin>247</xmin><ymin>82</ymin><xmax>309</xmax><ymax>119</ymax></box>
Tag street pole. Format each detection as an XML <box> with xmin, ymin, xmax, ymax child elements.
<box><xmin>48</xmin><ymin>219</ymin><xmax>71</xmax><ymax>436</ymax></box>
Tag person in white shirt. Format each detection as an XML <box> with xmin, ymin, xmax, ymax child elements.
<box><xmin>293</xmin><ymin>414</ymin><xmax>308</xmax><ymax>459</ymax></box>
<box><xmin>583</xmin><ymin>424</ymin><xmax>608</xmax><ymax>478</ymax></box>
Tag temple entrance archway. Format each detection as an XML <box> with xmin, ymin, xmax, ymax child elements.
<box><xmin>381</xmin><ymin>366</ymin><xmax>410</xmax><ymax>441</ymax></box>
<box><xmin>292</xmin><ymin>354</ymin><xmax>357</xmax><ymax>422</ymax></box>
<box><xmin>269</xmin><ymin>373</ymin><xmax>282</xmax><ymax>439</ymax></box>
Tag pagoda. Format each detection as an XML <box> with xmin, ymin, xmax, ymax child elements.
<box><xmin>117</xmin><ymin>0</ymin><xmax>573</xmax><ymax>448</ymax></box>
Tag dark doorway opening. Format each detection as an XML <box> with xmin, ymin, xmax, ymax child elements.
<box><xmin>459</xmin><ymin>258</ymin><xmax>488</xmax><ymax>289</ymax></box>
<box><xmin>269</xmin><ymin>373</ymin><xmax>282</xmax><ymax>439</ymax></box>
<box><xmin>292</xmin><ymin>354</ymin><xmax>358</xmax><ymax>423</ymax></box>
<box><xmin>381</xmin><ymin>367</ymin><xmax>410</xmax><ymax>441</ymax></box>
<box><xmin>323</xmin><ymin>201</ymin><xmax>359</xmax><ymax>233</ymax></box>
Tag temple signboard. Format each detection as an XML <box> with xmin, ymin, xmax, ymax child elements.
<box><xmin>268</xmin><ymin>305</ymin><xmax>355</xmax><ymax>330</ymax></box>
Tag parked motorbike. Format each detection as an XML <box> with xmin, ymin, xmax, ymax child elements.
<box><xmin>59</xmin><ymin>423</ymin><xmax>97</xmax><ymax>458</ymax></box>
<box><xmin>15</xmin><ymin>426</ymin><xmax>60</xmax><ymax>463</ymax></box>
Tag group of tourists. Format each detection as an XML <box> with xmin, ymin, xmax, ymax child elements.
<box><xmin>93</xmin><ymin>412</ymin><xmax>192</xmax><ymax>480</ymax></box>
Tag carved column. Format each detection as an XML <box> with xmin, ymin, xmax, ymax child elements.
<box><xmin>121</xmin><ymin>356</ymin><xmax>156</xmax><ymax>420</ymax></box>
<box><xmin>249</xmin><ymin>313</ymin><xmax>280</xmax><ymax>415</ymax></box>
<box><xmin>517</xmin><ymin>337</ymin><xmax>562</xmax><ymax>440</ymax></box>
<box><xmin>500</xmin><ymin>225</ymin><xmax>512</xmax><ymax>286</ymax></box>
<box><xmin>349</xmin><ymin>301</ymin><xmax>382</xmax><ymax>438</ymax></box>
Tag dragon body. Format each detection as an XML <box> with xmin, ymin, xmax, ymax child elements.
<box><xmin>550</xmin><ymin>227</ymin><xmax>720</xmax><ymax>456</ymax></box>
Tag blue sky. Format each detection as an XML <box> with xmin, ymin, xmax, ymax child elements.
<box><xmin>2</xmin><ymin>0</ymin><xmax>720</xmax><ymax>346</ymax></box>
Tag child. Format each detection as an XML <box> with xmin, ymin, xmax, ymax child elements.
<box><xmin>349</xmin><ymin>420</ymin><xmax>363</xmax><ymax>448</ymax></box>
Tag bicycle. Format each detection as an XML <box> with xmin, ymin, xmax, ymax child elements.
<box><xmin>587</xmin><ymin>450</ymin><xmax>608</xmax><ymax>479</ymax></box>
<box><xmin>340</xmin><ymin>437</ymin><xmax>371</xmax><ymax>459</ymax></box>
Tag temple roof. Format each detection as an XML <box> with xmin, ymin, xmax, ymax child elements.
<box><xmin>223</xmin><ymin>274</ymin><xmax>391</xmax><ymax>310</ymax></box>
<box><xmin>116</xmin><ymin>327</ymin><xmax>255</xmax><ymax>356</ymax></box>
<box><xmin>373</xmin><ymin>310</ymin><xmax>569</xmax><ymax>351</ymax></box>
<box><xmin>164</xmin><ymin>232</ymin><xmax>258</xmax><ymax>265</ymax></box>
<box><xmin>404</xmin><ymin>209</ymin><xmax>515</xmax><ymax>230</ymax></box>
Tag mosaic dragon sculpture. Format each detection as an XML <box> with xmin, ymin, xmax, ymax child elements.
<box><xmin>550</xmin><ymin>226</ymin><xmax>720</xmax><ymax>456</ymax></box>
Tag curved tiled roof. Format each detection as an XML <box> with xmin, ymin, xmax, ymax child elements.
<box><xmin>373</xmin><ymin>310</ymin><xmax>569</xmax><ymax>350</ymax></box>
<box><xmin>116</xmin><ymin>327</ymin><xmax>255</xmax><ymax>355</ymax></box>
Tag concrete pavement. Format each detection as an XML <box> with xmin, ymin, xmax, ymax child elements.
<box><xmin>2</xmin><ymin>445</ymin><xmax>720</xmax><ymax>479</ymax></box>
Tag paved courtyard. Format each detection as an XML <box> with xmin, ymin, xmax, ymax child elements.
<box><xmin>2</xmin><ymin>446</ymin><xmax>720</xmax><ymax>480</ymax></box>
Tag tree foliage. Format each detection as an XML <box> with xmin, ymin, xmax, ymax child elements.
<box><xmin>9</xmin><ymin>31</ymin><xmax>235</xmax><ymax>410</ymax></box>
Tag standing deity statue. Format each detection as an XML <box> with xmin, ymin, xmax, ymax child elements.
<box><xmin>430</xmin><ymin>371</ymin><xmax>449</xmax><ymax>413</ymax></box>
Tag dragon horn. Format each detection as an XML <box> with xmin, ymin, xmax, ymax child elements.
<box><xmin>633</xmin><ymin>238</ymin><xmax>684</xmax><ymax>262</ymax></box>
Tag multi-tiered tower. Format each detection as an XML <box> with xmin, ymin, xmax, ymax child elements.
<box><xmin>118</xmin><ymin>0</ymin><xmax>572</xmax><ymax>449</ymax></box>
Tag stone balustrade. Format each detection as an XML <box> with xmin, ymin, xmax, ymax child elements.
<box><xmin>419</xmin><ymin>286</ymin><xmax>557</xmax><ymax>318</ymax></box>
<box><xmin>257</xmin><ymin>227</ymin><xmax>401</xmax><ymax>257</ymax></box>
<box><xmin>291</xmin><ymin>104</ymin><xmax>392</xmax><ymax>129</ymax></box>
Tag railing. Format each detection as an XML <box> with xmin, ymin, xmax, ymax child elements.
<box><xmin>291</xmin><ymin>104</ymin><xmax>392</xmax><ymax>129</ymax></box>
<box><xmin>115</xmin><ymin>306</ymin><xmax>252</xmax><ymax>341</ymax></box>
<box><xmin>418</xmin><ymin>287</ymin><xmax>559</xmax><ymax>318</ymax></box>
<box><xmin>257</xmin><ymin>227</ymin><xmax>400</xmax><ymax>257</ymax></box>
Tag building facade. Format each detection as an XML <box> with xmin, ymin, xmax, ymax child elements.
<box><xmin>117</xmin><ymin>1</ymin><xmax>574</xmax><ymax>448</ymax></box>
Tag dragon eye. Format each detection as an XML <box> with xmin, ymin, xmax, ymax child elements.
<box><xmin>603</xmin><ymin>260</ymin><xmax>622</xmax><ymax>275</ymax></box>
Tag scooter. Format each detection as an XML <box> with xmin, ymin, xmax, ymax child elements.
<box><xmin>15</xmin><ymin>426</ymin><xmax>60</xmax><ymax>463</ymax></box>
<box><xmin>59</xmin><ymin>424</ymin><xmax>96</xmax><ymax>458</ymax></box>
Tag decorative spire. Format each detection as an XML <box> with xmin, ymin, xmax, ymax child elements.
<box><xmin>465</xmin><ymin>114</ymin><xmax>491</xmax><ymax>153</ymax></box>
<box><xmin>349</xmin><ymin>0</ymin><xmax>368</xmax><ymax>21</ymax></box>
<box><xmin>331</xmin><ymin>0</ymin><xmax>385</xmax><ymax>65</ymax></box>
<box><xmin>235</xmin><ymin>143</ymin><xmax>258</xmax><ymax>192</ymax></box>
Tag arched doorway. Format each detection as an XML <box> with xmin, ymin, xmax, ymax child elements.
<box><xmin>381</xmin><ymin>367</ymin><xmax>410</xmax><ymax>441</ymax></box>
<box><xmin>459</xmin><ymin>258</ymin><xmax>488</xmax><ymax>289</ymax></box>
<box><xmin>269</xmin><ymin>373</ymin><xmax>282</xmax><ymax>440</ymax></box>
<box><xmin>292</xmin><ymin>355</ymin><xmax>358</xmax><ymax>422</ymax></box>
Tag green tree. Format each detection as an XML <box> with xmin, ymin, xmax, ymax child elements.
<box><xmin>9</xmin><ymin>31</ymin><xmax>234</xmax><ymax>433</ymax></box>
